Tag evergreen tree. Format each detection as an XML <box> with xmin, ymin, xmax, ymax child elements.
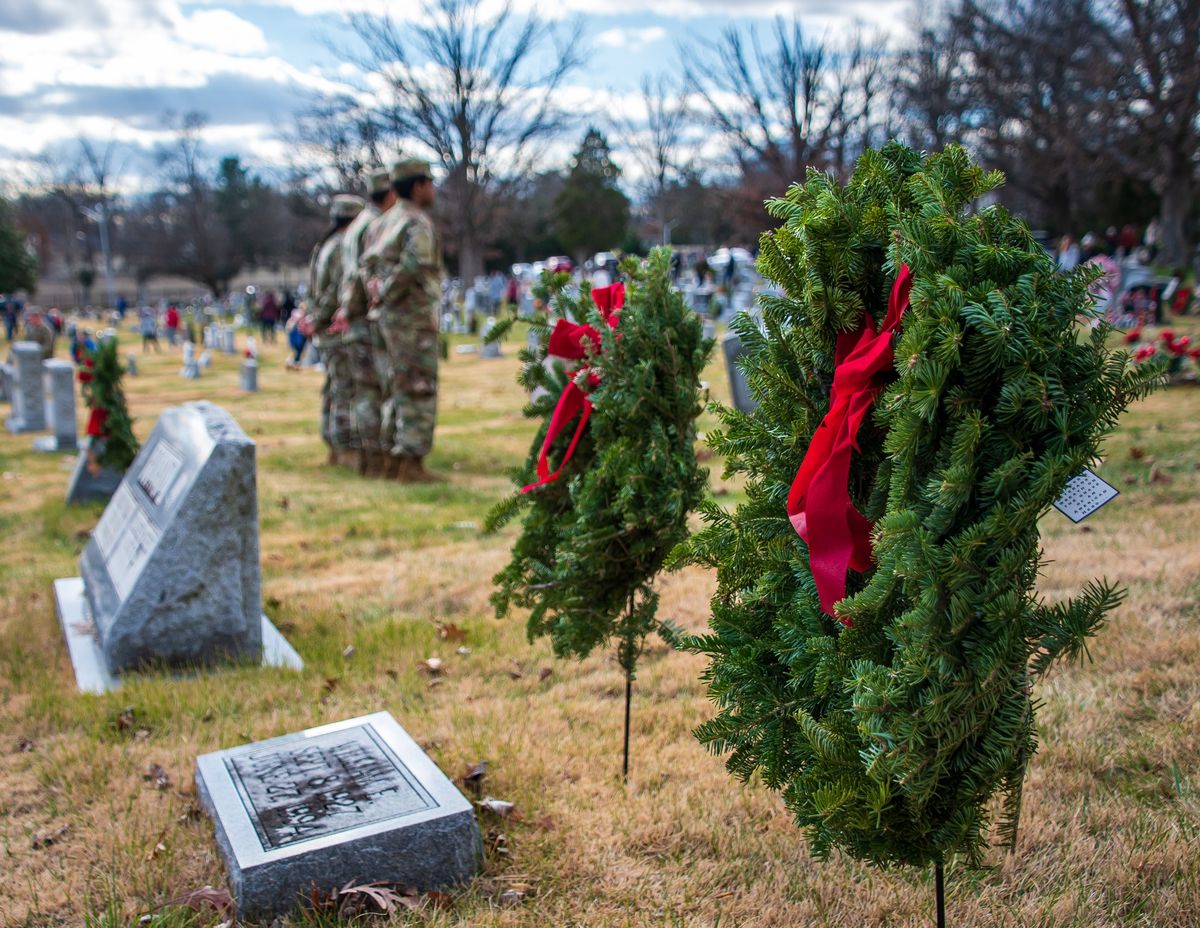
<box><xmin>487</xmin><ymin>248</ymin><xmax>710</xmax><ymax>776</ymax></box>
<box><xmin>0</xmin><ymin>197</ymin><xmax>37</xmax><ymax>293</ymax></box>
<box><xmin>554</xmin><ymin>128</ymin><xmax>630</xmax><ymax>264</ymax></box>
<box><xmin>79</xmin><ymin>339</ymin><xmax>139</xmax><ymax>472</ymax></box>
<box><xmin>676</xmin><ymin>144</ymin><xmax>1161</xmax><ymax>871</ymax></box>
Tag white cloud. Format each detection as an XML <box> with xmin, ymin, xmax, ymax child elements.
<box><xmin>177</xmin><ymin>9</ymin><xmax>268</xmax><ymax>55</ymax></box>
<box><xmin>594</xmin><ymin>26</ymin><xmax>668</xmax><ymax>49</ymax></box>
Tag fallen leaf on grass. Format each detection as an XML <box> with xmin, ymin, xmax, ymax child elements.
<box><xmin>461</xmin><ymin>761</ymin><xmax>487</xmax><ymax>795</ymax></box>
<box><xmin>427</xmin><ymin>678</ymin><xmax>444</xmax><ymax>689</ymax></box>
<box><xmin>278</xmin><ymin>496</ymin><xmax>290</xmax><ymax>510</ymax></box>
<box><xmin>16</xmin><ymin>737</ymin><xmax>34</xmax><ymax>752</ymax></box>
<box><xmin>499</xmin><ymin>888</ymin><xmax>526</xmax><ymax>905</ymax></box>
<box><xmin>487</xmin><ymin>830</ymin><xmax>509</xmax><ymax>856</ymax></box>
<box><xmin>146</xmin><ymin>838</ymin><xmax>168</xmax><ymax>861</ymax></box>
<box><xmin>456</xmin><ymin>646</ymin><xmax>472</xmax><ymax>656</ymax></box>
<box><xmin>342</xmin><ymin>645</ymin><xmax>356</xmax><ymax>659</ymax></box>
<box><xmin>538</xmin><ymin>667</ymin><xmax>553</xmax><ymax>682</ymax></box>
<box><xmin>507</xmin><ymin>660</ymin><xmax>524</xmax><ymax>680</ymax></box>
<box><xmin>713</xmin><ymin>890</ymin><xmax>735</xmax><ymax>899</ymax></box>
<box><xmin>177</xmin><ymin>804</ymin><xmax>202</xmax><ymax>824</ymax></box>
<box><xmin>32</xmin><ymin>825</ymin><xmax>69</xmax><ymax>849</ymax></box>
<box><xmin>533</xmin><ymin>814</ymin><xmax>555</xmax><ymax>831</ymax></box>
<box><xmin>434</xmin><ymin>621</ymin><xmax>465</xmax><ymax>641</ymax></box>
<box><xmin>309</xmin><ymin>881</ymin><xmax>440</xmax><ymax>918</ymax></box>
<box><xmin>160</xmin><ymin>885</ymin><xmax>234</xmax><ymax>918</ymax></box>
<box><xmin>322</xmin><ymin>677</ymin><xmax>340</xmax><ymax>695</ymax></box>
<box><xmin>419</xmin><ymin>657</ymin><xmax>445</xmax><ymax>675</ymax></box>
<box><xmin>477</xmin><ymin>796</ymin><xmax>522</xmax><ymax>820</ymax></box>
<box><xmin>1150</xmin><ymin>465</ymin><xmax>1173</xmax><ymax>484</ymax></box>
<box><xmin>144</xmin><ymin>763</ymin><xmax>171</xmax><ymax>790</ymax></box>
<box><xmin>1129</xmin><ymin>447</ymin><xmax>1145</xmax><ymax>459</ymax></box>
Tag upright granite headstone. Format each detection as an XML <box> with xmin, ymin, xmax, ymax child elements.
<box><xmin>479</xmin><ymin>316</ymin><xmax>501</xmax><ymax>359</ymax></box>
<box><xmin>6</xmin><ymin>342</ymin><xmax>47</xmax><ymax>433</ymax></box>
<box><xmin>54</xmin><ymin>401</ymin><xmax>302</xmax><ymax>690</ymax></box>
<box><xmin>722</xmin><ymin>330</ymin><xmax>758</xmax><ymax>414</ymax></box>
<box><xmin>0</xmin><ymin>361</ymin><xmax>12</xmax><ymax>403</ymax></box>
<box><xmin>240</xmin><ymin>358</ymin><xmax>258</xmax><ymax>392</ymax></box>
<box><xmin>199</xmin><ymin>349</ymin><xmax>213</xmax><ymax>370</ymax></box>
<box><xmin>181</xmin><ymin>342</ymin><xmax>200</xmax><ymax>379</ymax></box>
<box><xmin>196</xmin><ymin>712</ymin><xmax>481</xmax><ymax>919</ymax></box>
<box><xmin>222</xmin><ymin>327</ymin><xmax>237</xmax><ymax>355</ymax></box>
<box><xmin>33</xmin><ymin>359</ymin><xmax>78</xmax><ymax>452</ymax></box>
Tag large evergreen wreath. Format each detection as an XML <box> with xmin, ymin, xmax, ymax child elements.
<box><xmin>79</xmin><ymin>338</ymin><xmax>139</xmax><ymax>472</ymax></box>
<box><xmin>676</xmin><ymin>144</ymin><xmax>1161</xmax><ymax>869</ymax></box>
<box><xmin>487</xmin><ymin>248</ymin><xmax>711</xmax><ymax>772</ymax></box>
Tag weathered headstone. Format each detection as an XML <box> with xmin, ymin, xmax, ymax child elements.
<box><xmin>196</xmin><ymin>711</ymin><xmax>481</xmax><ymax>919</ymax></box>
<box><xmin>240</xmin><ymin>358</ymin><xmax>258</xmax><ymax>392</ymax></box>
<box><xmin>33</xmin><ymin>359</ymin><xmax>78</xmax><ymax>452</ymax></box>
<box><xmin>479</xmin><ymin>316</ymin><xmax>501</xmax><ymax>359</ymax></box>
<box><xmin>0</xmin><ymin>361</ymin><xmax>12</xmax><ymax>403</ymax></box>
<box><xmin>199</xmin><ymin>349</ymin><xmax>213</xmax><ymax>370</ymax></box>
<box><xmin>54</xmin><ymin>401</ymin><xmax>302</xmax><ymax>691</ymax></box>
<box><xmin>223</xmin><ymin>327</ymin><xmax>237</xmax><ymax>355</ymax></box>
<box><xmin>203</xmin><ymin>326</ymin><xmax>215</xmax><ymax>349</ymax></box>
<box><xmin>6</xmin><ymin>342</ymin><xmax>47</xmax><ymax>433</ymax></box>
<box><xmin>181</xmin><ymin>342</ymin><xmax>200</xmax><ymax>379</ymax></box>
<box><xmin>722</xmin><ymin>330</ymin><xmax>758</xmax><ymax>413</ymax></box>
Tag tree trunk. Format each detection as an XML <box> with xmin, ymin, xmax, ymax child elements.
<box><xmin>458</xmin><ymin>231</ymin><xmax>483</xmax><ymax>284</ymax></box>
<box><xmin>1156</xmin><ymin>172</ymin><xmax>1193</xmax><ymax>268</ymax></box>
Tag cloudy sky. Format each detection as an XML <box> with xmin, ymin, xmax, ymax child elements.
<box><xmin>0</xmin><ymin>0</ymin><xmax>910</xmax><ymax>190</ymax></box>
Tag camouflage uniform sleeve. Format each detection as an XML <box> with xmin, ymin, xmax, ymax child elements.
<box><xmin>312</xmin><ymin>236</ymin><xmax>343</xmax><ymax>332</ymax></box>
<box><xmin>339</xmin><ymin>214</ymin><xmax>374</xmax><ymax>321</ymax></box>
<box><xmin>376</xmin><ymin>217</ymin><xmax>436</xmax><ymax>309</ymax></box>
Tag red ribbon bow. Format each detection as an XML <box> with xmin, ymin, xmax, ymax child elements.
<box><xmin>787</xmin><ymin>264</ymin><xmax>913</xmax><ymax>622</ymax></box>
<box><xmin>521</xmin><ymin>283</ymin><xmax>624</xmax><ymax>493</ymax></box>
<box><xmin>86</xmin><ymin>407</ymin><xmax>108</xmax><ymax>438</ymax></box>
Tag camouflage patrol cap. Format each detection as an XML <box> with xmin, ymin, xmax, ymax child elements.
<box><xmin>366</xmin><ymin>168</ymin><xmax>391</xmax><ymax>195</ymax></box>
<box><xmin>330</xmin><ymin>194</ymin><xmax>365</xmax><ymax>220</ymax></box>
<box><xmin>391</xmin><ymin>159</ymin><xmax>433</xmax><ymax>182</ymax></box>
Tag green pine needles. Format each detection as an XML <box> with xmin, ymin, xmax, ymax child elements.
<box><xmin>83</xmin><ymin>338</ymin><xmax>139</xmax><ymax>472</ymax></box>
<box><xmin>487</xmin><ymin>248</ymin><xmax>711</xmax><ymax>771</ymax></box>
<box><xmin>676</xmin><ymin>144</ymin><xmax>1161</xmax><ymax>869</ymax></box>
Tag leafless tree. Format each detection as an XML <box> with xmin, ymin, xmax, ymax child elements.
<box><xmin>614</xmin><ymin>75</ymin><xmax>692</xmax><ymax>244</ymax></box>
<box><xmin>347</xmin><ymin>0</ymin><xmax>584</xmax><ymax>279</ymax></box>
<box><xmin>1100</xmin><ymin>0</ymin><xmax>1200</xmax><ymax>265</ymax></box>
<box><xmin>290</xmin><ymin>95</ymin><xmax>387</xmax><ymax>191</ymax></box>
<box><xmin>683</xmin><ymin>19</ymin><xmax>887</xmax><ymax>188</ymax></box>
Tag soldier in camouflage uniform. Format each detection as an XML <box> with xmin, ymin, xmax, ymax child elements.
<box><xmin>308</xmin><ymin>194</ymin><xmax>363</xmax><ymax>466</ymax></box>
<box><xmin>22</xmin><ymin>311</ymin><xmax>56</xmax><ymax>359</ymax></box>
<box><xmin>360</xmin><ymin>159</ymin><xmax>442</xmax><ymax>482</ymax></box>
<box><xmin>338</xmin><ymin>168</ymin><xmax>394</xmax><ymax>477</ymax></box>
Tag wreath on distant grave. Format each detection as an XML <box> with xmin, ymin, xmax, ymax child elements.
<box><xmin>487</xmin><ymin>248</ymin><xmax>712</xmax><ymax>776</ymax></box>
<box><xmin>78</xmin><ymin>338</ymin><xmax>139</xmax><ymax>472</ymax></box>
<box><xmin>674</xmin><ymin>144</ymin><xmax>1162</xmax><ymax>881</ymax></box>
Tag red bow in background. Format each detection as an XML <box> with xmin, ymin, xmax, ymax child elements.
<box><xmin>521</xmin><ymin>283</ymin><xmax>624</xmax><ymax>493</ymax></box>
<box><xmin>787</xmin><ymin>265</ymin><xmax>913</xmax><ymax>623</ymax></box>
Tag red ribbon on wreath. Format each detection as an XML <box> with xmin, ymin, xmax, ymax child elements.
<box><xmin>86</xmin><ymin>407</ymin><xmax>108</xmax><ymax>438</ymax></box>
<box><xmin>787</xmin><ymin>265</ymin><xmax>913</xmax><ymax>622</ymax></box>
<box><xmin>521</xmin><ymin>283</ymin><xmax>624</xmax><ymax>493</ymax></box>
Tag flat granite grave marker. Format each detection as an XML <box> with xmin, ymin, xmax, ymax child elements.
<box><xmin>6</xmin><ymin>341</ymin><xmax>47</xmax><ymax>433</ymax></box>
<box><xmin>196</xmin><ymin>711</ymin><xmax>481</xmax><ymax>919</ymax></box>
<box><xmin>54</xmin><ymin>401</ymin><xmax>301</xmax><ymax>692</ymax></box>
<box><xmin>33</xmin><ymin>359</ymin><xmax>78</xmax><ymax>452</ymax></box>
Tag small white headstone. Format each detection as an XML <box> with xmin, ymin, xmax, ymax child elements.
<box><xmin>33</xmin><ymin>359</ymin><xmax>77</xmax><ymax>452</ymax></box>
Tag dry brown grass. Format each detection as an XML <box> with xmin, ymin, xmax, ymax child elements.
<box><xmin>1</xmin><ymin>321</ymin><xmax>1199</xmax><ymax>928</ymax></box>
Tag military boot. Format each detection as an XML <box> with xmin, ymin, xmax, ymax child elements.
<box><xmin>325</xmin><ymin>448</ymin><xmax>338</xmax><ymax>466</ymax></box>
<box><xmin>393</xmin><ymin>456</ymin><xmax>445</xmax><ymax>484</ymax></box>
<box><xmin>364</xmin><ymin>450</ymin><xmax>386</xmax><ymax>478</ymax></box>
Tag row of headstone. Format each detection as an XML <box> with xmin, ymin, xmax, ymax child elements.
<box><xmin>202</xmin><ymin>325</ymin><xmax>238</xmax><ymax>355</ymax></box>
<box><xmin>49</xmin><ymin>400</ymin><xmax>474</xmax><ymax>917</ymax></box>
<box><xmin>479</xmin><ymin>316</ymin><xmax>501</xmax><ymax>359</ymax></box>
